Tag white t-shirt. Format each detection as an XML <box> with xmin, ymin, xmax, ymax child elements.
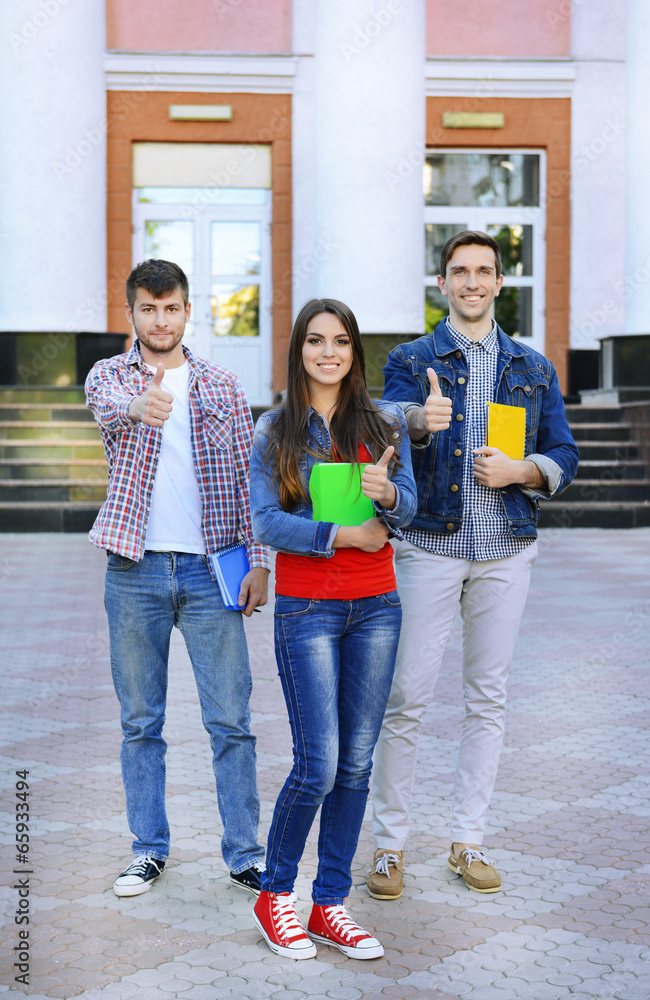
<box><xmin>144</xmin><ymin>362</ymin><xmax>205</xmax><ymax>554</ymax></box>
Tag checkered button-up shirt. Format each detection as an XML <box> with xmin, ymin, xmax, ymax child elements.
<box><xmin>404</xmin><ymin>319</ymin><xmax>532</xmax><ymax>561</ymax></box>
<box><xmin>85</xmin><ymin>343</ymin><xmax>270</xmax><ymax>572</ymax></box>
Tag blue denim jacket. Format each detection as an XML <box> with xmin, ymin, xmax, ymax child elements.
<box><xmin>382</xmin><ymin>321</ymin><xmax>580</xmax><ymax>539</ymax></box>
<box><xmin>250</xmin><ymin>400</ymin><xmax>417</xmax><ymax>556</ymax></box>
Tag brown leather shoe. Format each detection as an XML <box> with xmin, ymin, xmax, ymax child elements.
<box><xmin>448</xmin><ymin>845</ymin><xmax>501</xmax><ymax>893</ymax></box>
<box><xmin>367</xmin><ymin>848</ymin><xmax>404</xmax><ymax>900</ymax></box>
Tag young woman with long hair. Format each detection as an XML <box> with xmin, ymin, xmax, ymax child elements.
<box><xmin>249</xmin><ymin>298</ymin><xmax>417</xmax><ymax>961</ymax></box>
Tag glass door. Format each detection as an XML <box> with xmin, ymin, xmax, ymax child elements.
<box><xmin>423</xmin><ymin>151</ymin><xmax>546</xmax><ymax>355</ymax></box>
<box><xmin>132</xmin><ymin>188</ymin><xmax>272</xmax><ymax>407</ymax></box>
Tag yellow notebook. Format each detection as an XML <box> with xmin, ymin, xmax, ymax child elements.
<box><xmin>485</xmin><ymin>402</ymin><xmax>526</xmax><ymax>460</ymax></box>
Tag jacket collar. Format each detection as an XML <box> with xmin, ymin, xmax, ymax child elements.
<box><xmin>430</xmin><ymin>319</ymin><xmax>528</xmax><ymax>359</ymax></box>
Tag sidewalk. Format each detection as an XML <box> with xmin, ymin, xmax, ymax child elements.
<box><xmin>1</xmin><ymin>529</ymin><xmax>649</xmax><ymax>1000</ymax></box>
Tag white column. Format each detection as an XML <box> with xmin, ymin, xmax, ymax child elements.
<box><xmin>291</xmin><ymin>0</ymin><xmax>319</xmax><ymax>311</ymax></box>
<box><xmin>570</xmin><ymin>0</ymin><xmax>625</xmax><ymax>349</ymax></box>
<box><xmin>624</xmin><ymin>0</ymin><xmax>650</xmax><ymax>334</ymax></box>
<box><xmin>310</xmin><ymin>0</ymin><xmax>425</xmax><ymax>334</ymax></box>
<box><xmin>0</xmin><ymin>2</ymin><xmax>107</xmax><ymax>332</ymax></box>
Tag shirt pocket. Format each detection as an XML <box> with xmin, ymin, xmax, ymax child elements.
<box><xmin>203</xmin><ymin>403</ymin><xmax>233</xmax><ymax>450</ymax></box>
<box><xmin>503</xmin><ymin>368</ymin><xmax>549</xmax><ymax>443</ymax></box>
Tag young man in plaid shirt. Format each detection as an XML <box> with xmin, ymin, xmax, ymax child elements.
<box><xmin>367</xmin><ymin>232</ymin><xmax>579</xmax><ymax>898</ymax></box>
<box><xmin>86</xmin><ymin>259</ymin><xmax>269</xmax><ymax>898</ymax></box>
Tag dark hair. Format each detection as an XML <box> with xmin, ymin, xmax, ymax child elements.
<box><xmin>267</xmin><ymin>298</ymin><xmax>400</xmax><ymax>510</ymax></box>
<box><xmin>126</xmin><ymin>259</ymin><xmax>190</xmax><ymax>310</ymax></box>
<box><xmin>439</xmin><ymin>230</ymin><xmax>502</xmax><ymax>279</ymax></box>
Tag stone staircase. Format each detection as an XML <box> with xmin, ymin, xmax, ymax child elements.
<box><xmin>539</xmin><ymin>404</ymin><xmax>650</xmax><ymax>528</ymax></box>
<box><xmin>0</xmin><ymin>387</ymin><xmax>106</xmax><ymax>532</ymax></box>
<box><xmin>1</xmin><ymin>391</ymin><xmax>648</xmax><ymax>533</ymax></box>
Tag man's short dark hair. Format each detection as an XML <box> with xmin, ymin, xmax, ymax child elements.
<box><xmin>126</xmin><ymin>259</ymin><xmax>190</xmax><ymax>310</ymax></box>
<box><xmin>439</xmin><ymin>231</ymin><xmax>502</xmax><ymax>279</ymax></box>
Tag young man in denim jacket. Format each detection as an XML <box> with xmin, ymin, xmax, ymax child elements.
<box><xmin>367</xmin><ymin>231</ymin><xmax>579</xmax><ymax>898</ymax></box>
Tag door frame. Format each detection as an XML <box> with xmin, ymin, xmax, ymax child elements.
<box><xmin>132</xmin><ymin>197</ymin><xmax>273</xmax><ymax>406</ymax></box>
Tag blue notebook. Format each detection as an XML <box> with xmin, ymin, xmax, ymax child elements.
<box><xmin>207</xmin><ymin>542</ymin><xmax>250</xmax><ymax>611</ymax></box>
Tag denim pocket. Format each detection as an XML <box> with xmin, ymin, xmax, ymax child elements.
<box><xmin>106</xmin><ymin>552</ymin><xmax>137</xmax><ymax>572</ymax></box>
<box><xmin>275</xmin><ymin>596</ymin><xmax>316</xmax><ymax>617</ymax></box>
<box><xmin>380</xmin><ymin>590</ymin><xmax>401</xmax><ymax>608</ymax></box>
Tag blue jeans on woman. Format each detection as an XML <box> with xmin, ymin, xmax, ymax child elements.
<box><xmin>261</xmin><ymin>592</ymin><xmax>402</xmax><ymax>905</ymax></box>
<box><xmin>104</xmin><ymin>550</ymin><xmax>264</xmax><ymax>872</ymax></box>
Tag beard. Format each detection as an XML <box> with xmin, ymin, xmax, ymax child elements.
<box><xmin>134</xmin><ymin>323</ymin><xmax>185</xmax><ymax>356</ymax></box>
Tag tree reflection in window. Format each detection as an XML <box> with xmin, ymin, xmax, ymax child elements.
<box><xmin>488</xmin><ymin>224</ymin><xmax>532</xmax><ymax>276</ymax></box>
<box><xmin>212</xmin><ymin>285</ymin><xmax>259</xmax><ymax>337</ymax></box>
<box><xmin>495</xmin><ymin>287</ymin><xmax>532</xmax><ymax>339</ymax></box>
<box><xmin>424</xmin><ymin>154</ymin><xmax>539</xmax><ymax>208</ymax></box>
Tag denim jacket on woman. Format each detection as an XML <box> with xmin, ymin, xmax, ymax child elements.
<box><xmin>382</xmin><ymin>321</ymin><xmax>580</xmax><ymax>539</ymax></box>
<box><xmin>250</xmin><ymin>400</ymin><xmax>417</xmax><ymax>557</ymax></box>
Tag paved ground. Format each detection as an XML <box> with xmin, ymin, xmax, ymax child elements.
<box><xmin>1</xmin><ymin>529</ymin><xmax>649</xmax><ymax>1000</ymax></box>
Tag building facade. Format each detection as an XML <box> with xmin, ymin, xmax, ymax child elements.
<box><xmin>0</xmin><ymin>0</ymin><xmax>637</xmax><ymax>406</ymax></box>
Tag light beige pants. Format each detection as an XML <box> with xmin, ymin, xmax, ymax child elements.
<box><xmin>372</xmin><ymin>538</ymin><xmax>538</xmax><ymax>847</ymax></box>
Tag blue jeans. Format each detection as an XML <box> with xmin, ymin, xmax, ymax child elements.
<box><xmin>104</xmin><ymin>551</ymin><xmax>264</xmax><ymax>871</ymax></box>
<box><xmin>261</xmin><ymin>593</ymin><xmax>402</xmax><ymax>905</ymax></box>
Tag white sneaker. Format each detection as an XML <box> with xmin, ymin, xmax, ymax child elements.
<box><xmin>113</xmin><ymin>854</ymin><xmax>165</xmax><ymax>897</ymax></box>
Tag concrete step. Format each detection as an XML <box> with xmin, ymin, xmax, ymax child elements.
<box><xmin>0</xmin><ymin>481</ymin><xmax>107</xmax><ymax>502</ymax></box>
<box><xmin>0</xmin><ymin>422</ymin><xmax>101</xmax><ymax>441</ymax></box>
<box><xmin>559</xmin><ymin>479</ymin><xmax>650</xmax><ymax>503</ymax></box>
<box><xmin>0</xmin><ymin>501</ymin><xmax>101</xmax><ymax>532</ymax></box>
<box><xmin>0</xmin><ymin>403</ymin><xmax>95</xmax><ymax>422</ymax></box>
<box><xmin>564</xmin><ymin>405</ymin><xmax>627</xmax><ymax>424</ymax></box>
<box><xmin>0</xmin><ymin>458</ymin><xmax>106</xmax><ymax>479</ymax></box>
<box><xmin>577</xmin><ymin>459</ymin><xmax>647</xmax><ymax>480</ymax></box>
<box><xmin>539</xmin><ymin>501</ymin><xmax>650</xmax><ymax>529</ymax></box>
<box><xmin>572</xmin><ymin>441</ymin><xmax>639</xmax><ymax>460</ymax></box>
<box><xmin>570</xmin><ymin>423</ymin><xmax>632</xmax><ymax>442</ymax></box>
<box><xmin>0</xmin><ymin>386</ymin><xmax>86</xmax><ymax>404</ymax></box>
<box><xmin>0</xmin><ymin>442</ymin><xmax>105</xmax><ymax>460</ymax></box>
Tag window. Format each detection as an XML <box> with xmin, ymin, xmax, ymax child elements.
<box><xmin>424</xmin><ymin>151</ymin><xmax>546</xmax><ymax>353</ymax></box>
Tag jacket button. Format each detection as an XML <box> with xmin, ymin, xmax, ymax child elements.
<box><xmin>446</xmin><ymin>522</ymin><xmax>454</xmax><ymax>531</ymax></box>
<box><xmin>524</xmin><ymin>385</ymin><xmax>532</xmax><ymax>394</ymax></box>
<box><xmin>456</xmin><ymin>413</ymin><xmax>464</xmax><ymax>421</ymax></box>
<box><xmin>455</xmin><ymin>351</ymin><xmax>462</xmax><ymax>359</ymax></box>
<box><xmin>454</xmin><ymin>448</ymin><xmax>462</xmax><ymax>457</ymax></box>
<box><xmin>451</xmin><ymin>484</ymin><xmax>459</xmax><ymax>492</ymax></box>
<box><xmin>458</xmin><ymin>377</ymin><xmax>466</xmax><ymax>384</ymax></box>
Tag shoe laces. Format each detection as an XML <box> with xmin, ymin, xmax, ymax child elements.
<box><xmin>460</xmin><ymin>847</ymin><xmax>493</xmax><ymax>867</ymax></box>
<box><xmin>122</xmin><ymin>854</ymin><xmax>161</xmax><ymax>877</ymax></box>
<box><xmin>321</xmin><ymin>905</ymin><xmax>367</xmax><ymax>942</ymax></box>
<box><xmin>252</xmin><ymin>860</ymin><xmax>266</xmax><ymax>873</ymax></box>
<box><xmin>374</xmin><ymin>852</ymin><xmax>401</xmax><ymax>876</ymax></box>
<box><xmin>271</xmin><ymin>893</ymin><xmax>307</xmax><ymax>941</ymax></box>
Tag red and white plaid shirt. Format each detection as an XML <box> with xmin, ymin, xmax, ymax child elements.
<box><xmin>85</xmin><ymin>343</ymin><xmax>270</xmax><ymax>572</ymax></box>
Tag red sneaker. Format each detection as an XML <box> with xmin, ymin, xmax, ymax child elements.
<box><xmin>307</xmin><ymin>903</ymin><xmax>384</xmax><ymax>959</ymax></box>
<box><xmin>253</xmin><ymin>891</ymin><xmax>317</xmax><ymax>960</ymax></box>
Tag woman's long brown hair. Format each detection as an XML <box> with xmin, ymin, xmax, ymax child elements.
<box><xmin>265</xmin><ymin>298</ymin><xmax>400</xmax><ymax>511</ymax></box>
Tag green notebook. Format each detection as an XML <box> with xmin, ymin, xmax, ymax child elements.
<box><xmin>309</xmin><ymin>463</ymin><xmax>375</xmax><ymax>526</ymax></box>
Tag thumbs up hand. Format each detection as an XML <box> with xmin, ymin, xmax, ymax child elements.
<box><xmin>423</xmin><ymin>367</ymin><xmax>453</xmax><ymax>433</ymax></box>
<box><xmin>128</xmin><ymin>363</ymin><xmax>174</xmax><ymax>426</ymax></box>
<box><xmin>361</xmin><ymin>445</ymin><xmax>396</xmax><ymax>508</ymax></box>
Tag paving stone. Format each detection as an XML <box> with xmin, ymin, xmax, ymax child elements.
<box><xmin>183</xmin><ymin>987</ymin><xmax>231</xmax><ymax>1000</ymax></box>
<box><xmin>2</xmin><ymin>531</ymin><xmax>650</xmax><ymax>999</ymax></box>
